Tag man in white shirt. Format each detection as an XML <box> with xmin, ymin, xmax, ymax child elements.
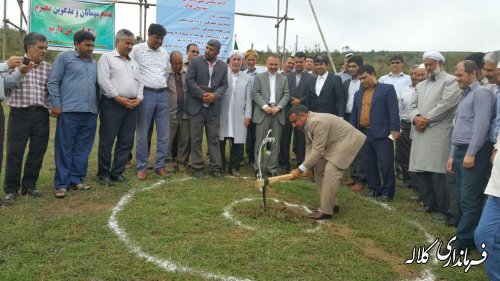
<box><xmin>97</xmin><ymin>29</ymin><xmax>143</xmax><ymax>186</ymax></box>
<box><xmin>341</xmin><ymin>55</ymin><xmax>365</xmax><ymax>189</ymax></box>
<box><xmin>131</xmin><ymin>24</ymin><xmax>170</xmax><ymax>180</ymax></box>
<box><xmin>379</xmin><ymin>55</ymin><xmax>412</xmax><ymax>99</ymax></box>
<box><xmin>252</xmin><ymin>54</ymin><xmax>290</xmax><ymax>177</ymax></box>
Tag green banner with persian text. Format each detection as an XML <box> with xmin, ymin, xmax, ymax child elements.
<box><xmin>30</xmin><ymin>0</ymin><xmax>115</xmax><ymax>51</ymax></box>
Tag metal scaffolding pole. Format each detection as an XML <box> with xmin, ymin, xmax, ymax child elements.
<box><xmin>275</xmin><ymin>0</ymin><xmax>280</xmax><ymax>56</ymax></box>
<box><xmin>282</xmin><ymin>0</ymin><xmax>288</xmax><ymax>54</ymax></box>
<box><xmin>307</xmin><ymin>0</ymin><xmax>337</xmax><ymax>73</ymax></box>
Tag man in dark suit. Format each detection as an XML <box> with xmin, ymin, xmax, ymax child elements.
<box><xmin>303</xmin><ymin>54</ymin><xmax>345</xmax><ymax>117</ymax></box>
<box><xmin>342</xmin><ymin>55</ymin><xmax>366</xmax><ymax>189</ymax></box>
<box><xmin>186</xmin><ymin>39</ymin><xmax>228</xmax><ymax>179</ymax></box>
<box><xmin>350</xmin><ymin>65</ymin><xmax>400</xmax><ymax>201</ymax></box>
<box><xmin>252</xmin><ymin>54</ymin><xmax>290</xmax><ymax>176</ymax></box>
<box><xmin>279</xmin><ymin>52</ymin><xmax>314</xmax><ymax>173</ymax></box>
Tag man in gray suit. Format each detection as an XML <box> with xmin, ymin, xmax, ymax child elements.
<box><xmin>252</xmin><ymin>54</ymin><xmax>290</xmax><ymax>176</ymax></box>
<box><xmin>409</xmin><ymin>51</ymin><xmax>462</xmax><ymax>218</ymax></box>
<box><xmin>279</xmin><ymin>52</ymin><xmax>314</xmax><ymax>173</ymax></box>
<box><xmin>186</xmin><ymin>39</ymin><xmax>228</xmax><ymax>179</ymax></box>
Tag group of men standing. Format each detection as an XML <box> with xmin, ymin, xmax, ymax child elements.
<box><xmin>3</xmin><ymin>24</ymin><xmax>500</xmax><ymax>279</ymax></box>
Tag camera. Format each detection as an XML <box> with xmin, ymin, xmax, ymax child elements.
<box><xmin>22</xmin><ymin>56</ymin><xmax>30</xmax><ymax>65</ymax></box>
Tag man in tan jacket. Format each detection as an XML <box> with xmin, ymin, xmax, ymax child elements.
<box><xmin>289</xmin><ymin>105</ymin><xmax>366</xmax><ymax>220</ymax></box>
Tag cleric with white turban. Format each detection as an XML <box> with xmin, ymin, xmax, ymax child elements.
<box><xmin>422</xmin><ymin>51</ymin><xmax>445</xmax><ymax>63</ymax></box>
<box><xmin>229</xmin><ymin>50</ymin><xmax>244</xmax><ymax>59</ymax></box>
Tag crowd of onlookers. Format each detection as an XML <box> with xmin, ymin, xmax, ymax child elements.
<box><xmin>1</xmin><ymin>23</ymin><xmax>500</xmax><ymax>280</ymax></box>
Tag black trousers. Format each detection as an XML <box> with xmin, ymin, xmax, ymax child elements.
<box><xmin>414</xmin><ymin>171</ymin><xmax>447</xmax><ymax>214</ymax></box>
<box><xmin>98</xmin><ymin>97</ymin><xmax>137</xmax><ymax>179</ymax></box>
<box><xmin>396</xmin><ymin>120</ymin><xmax>412</xmax><ymax>183</ymax></box>
<box><xmin>4</xmin><ymin>107</ymin><xmax>49</xmax><ymax>193</ymax></box>
<box><xmin>279</xmin><ymin>117</ymin><xmax>305</xmax><ymax>171</ymax></box>
<box><xmin>220</xmin><ymin>137</ymin><xmax>244</xmax><ymax>172</ymax></box>
<box><xmin>245</xmin><ymin>122</ymin><xmax>256</xmax><ymax>163</ymax></box>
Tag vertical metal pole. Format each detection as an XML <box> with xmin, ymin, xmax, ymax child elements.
<box><xmin>307</xmin><ymin>0</ymin><xmax>337</xmax><ymax>73</ymax></box>
<box><xmin>143</xmin><ymin>4</ymin><xmax>147</xmax><ymax>41</ymax></box>
<box><xmin>275</xmin><ymin>0</ymin><xmax>279</xmax><ymax>56</ymax></box>
<box><xmin>282</xmin><ymin>0</ymin><xmax>288</xmax><ymax>54</ymax></box>
<box><xmin>139</xmin><ymin>0</ymin><xmax>143</xmax><ymax>40</ymax></box>
<box><xmin>19</xmin><ymin>0</ymin><xmax>23</xmax><ymax>41</ymax></box>
<box><xmin>3</xmin><ymin>0</ymin><xmax>7</xmax><ymax>60</ymax></box>
<box><xmin>295</xmin><ymin>34</ymin><xmax>298</xmax><ymax>54</ymax></box>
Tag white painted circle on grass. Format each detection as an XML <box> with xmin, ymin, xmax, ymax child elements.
<box><xmin>222</xmin><ymin>197</ymin><xmax>323</xmax><ymax>233</ymax></box>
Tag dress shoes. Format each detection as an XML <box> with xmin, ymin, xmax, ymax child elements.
<box><xmin>309</xmin><ymin>211</ymin><xmax>332</xmax><ymax>220</ymax></box>
<box><xmin>137</xmin><ymin>169</ymin><xmax>147</xmax><ymax>180</ymax></box>
<box><xmin>154</xmin><ymin>169</ymin><xmax>170</xmax><ymax>177</ymax></box>
<box><xmin>3</xmin><ymin>193</ymin><xmax>17</xmax><ymax>206</ymax></box>
<box><xmin>414</xmin><ymin>206</ymin><xmax>433</xmax><ymax>213</ymax></box>
<box><xmin>309</xmin><ymin>206</ymin><xmax>339</xmax><ymax>213</ymax></box>
<box><xmin>377</xmin><ymin>195</ymin><xmax>393</xmax><ymax>202</ymax></box>
<box><xmin>111</xmin><ymin>175</ymin><xmax>128</xmax><ymax>184</ymax></box>
<box><xmin>229</xmin><ymin>169</ymin><xmax>240</xmax><ymax>177</ymax></box>
<box><xmin>210</xmin><ymin>171</ymin><xmax>224</xmax><ymax>179</ymax></box>
<box><xmin>21</xmin><ymin>189</ymin><xmax>43</xmax><ymax>197</ymax></box>
<box><xmin>99</xmin><ymin>176</ymin><xmax>114</xmax><ymax>187</ymax></box>
<box><xmin>193</xmin><ymin>170</ymin><xmax>204</xmax><ymax>179</ymax></box>
<box><xmin>70</xmin><ymin>183</ymin><xmax>91</xmax><ymax>190</ymax></box>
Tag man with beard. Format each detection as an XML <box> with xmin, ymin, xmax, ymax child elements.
<box><xmin>219</xmin><ymin>50</ymin><xmax>252</xmax><ymax>176</ymax></box>
<box><xmin>186</xmin><ymin>39</ymin><xmax>228</xmax><ymax>179</ymax></box>
<box><xmin>409</xmin><ymin>51</ymin><xmax>462</xmax><ymax>219</ymax></box>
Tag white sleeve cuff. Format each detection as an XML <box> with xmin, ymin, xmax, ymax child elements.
<box><xmin>298</xmin><ymin>164</ymin><xmax>307</xmax><ymax>172</ymax></box>
<box><xmin>262</xmin><ymin>104</ymin><xmax>269</xmax><ymax>110</ymax></box>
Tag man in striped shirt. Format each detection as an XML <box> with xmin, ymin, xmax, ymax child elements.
<box><xmin>3</xmin><ymin>32</ymin><xmax>49</xmax><ymax>205</ymax></box>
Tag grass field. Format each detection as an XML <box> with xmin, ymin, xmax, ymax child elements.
<box><xmin>0</xmin><ymin>108</ymin><xmax>490</xmax><ymax>281</ymax></box>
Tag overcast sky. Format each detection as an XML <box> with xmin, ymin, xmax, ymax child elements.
<box><xmin>4</xmin><ymin>0</ymin><xmax>500</xmax><ymax>53</ymax></box>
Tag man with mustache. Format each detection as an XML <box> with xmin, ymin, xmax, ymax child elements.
<box><xmin>409</xmin><ymin>51</ymin><xmax>462</xmax><ymax>220</ymax></box>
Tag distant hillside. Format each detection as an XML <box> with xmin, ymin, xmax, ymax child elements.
<box><xmin>1</xmin><ymin>27</ymin><xmax>473</xmax><ymax>77</ymax></box>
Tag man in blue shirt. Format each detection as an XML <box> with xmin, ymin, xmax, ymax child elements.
<box><xmin>447</xmin><ymin>60</ymin><xmax>495</xmax><ymax>250</ymax></box>
<box><xmin>47</xmin><ymin>31</ymin><xmax>99</xmax><ymax>198</ymax></box>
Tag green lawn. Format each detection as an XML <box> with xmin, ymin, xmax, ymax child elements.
<box><xmin>0</xmin><ymin>106</ymin><xmax>489</xmax><ymax>280</ymax></box>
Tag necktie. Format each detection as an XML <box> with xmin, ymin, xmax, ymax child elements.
<box><xmin>175</xmin><ymin>73</ymin><xmax>184</xmax><ymax>120</ymax></box>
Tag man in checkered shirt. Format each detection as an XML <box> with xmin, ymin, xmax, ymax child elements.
<box><xmin>3</xmin><ymin>32</ymin><xmax>49</xmax><ymax>206</ymax></box>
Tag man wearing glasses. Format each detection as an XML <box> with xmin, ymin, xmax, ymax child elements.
<box><xmin>184</xmin><ymin>43</ymin><xmax>200</xmax><ymax>68</ymax></box>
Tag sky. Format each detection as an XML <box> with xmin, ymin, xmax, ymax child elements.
<box><xmin>3</xmin><ymin>0</ymin><xmax>500</xmax><ymax>53</ymax></box>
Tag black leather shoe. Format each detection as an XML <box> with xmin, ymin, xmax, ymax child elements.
<box><xmin>210</xmin><ymin>172</ymin><xmax>224</xmax><ymax>179</ymax></box>
<box><xmin>22</xmin><ymin>189</ymin><xmax>43</xmax><ymax>197</ymax></box>
<box><xmin>229</xmin><ymin>169</ymin><xmax>240</xmax><ymax>177</ymax></box>
<box><xmin>193</xmin><ymin>170</ymin><xmax>204</xmax><ymax>179</ymax></box>
<box><xmin>111</xmin><ymin>175</ymin><xmax>128</xmax><ymax>184</ymax></box>
<box><xmin>415</xmin><ymin>206</ymin><xmax>434</xmax><ymax>213</ymax></box>
<box><xmin>309</xmin><ymin>211</ymin><xmax>332</xmax><ymax>220</ymax></box>
<box><xmin>99</xmin><ymin>176</ymin><xmax>114</xmax><ymax>187</ymax></box>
